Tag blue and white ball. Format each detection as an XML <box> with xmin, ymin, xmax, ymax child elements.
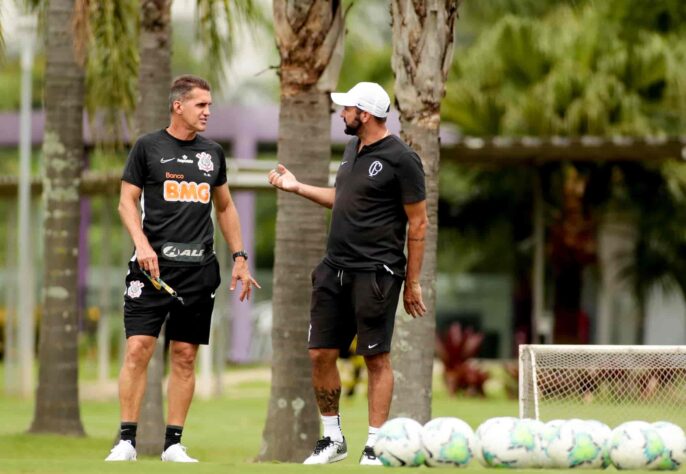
<box><xmin>374</xmin><ymin>417</ymin><xmax>426</xmax><ymax>467</ymax></box>
<box><xmin>421</xmin><ymin>417</ymin><xmax>475</xmax><ymax>468</ymax></box>
<box><xmin>609</xmin><ymin>421</ymin><xmax>664</xmax><ymax>470</ymax></box>
<box><xmin>538</xmin><ymin>419</ymin><xmax>566</xmax><ymax>468</ymax></box>
<box><xmin>586</xmin><ymin>420</ymin><xmax>613</xmax><ymax>468</ymax></box>
<box><xmin>651</xmin><ymin>421</ymin><xmax>686</xmax><ymax>470</ymax></box>
<box><xmin>474</xmin><ymin>417</ymin><xmax>514</xmax><ymax>466</ymax></box>
<box><xmin>546</xmin><ymin>419</ymin><xmax>610</xmax><ymax>469</ymax></box>
<box><xmin>475</xmin><ymin>416</ymin><xmax>540</xmax><ymax>468</ymax></box>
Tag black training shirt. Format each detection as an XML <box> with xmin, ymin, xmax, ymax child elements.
<box><xmin>122</xmin><ymin>129</ymin><xmax>227</xmax><ymax>266</ymax></box>
<box><xmin>324</xmin><ymin>135</ymin><xmax>426</xmax><ymax>276</ymax></box>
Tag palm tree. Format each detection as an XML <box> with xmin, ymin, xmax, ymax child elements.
<box><xmin>441</xmin><ymin>2</ymin><xmax>686</xmax><ymax>346</ymax></box>
<box><xmin>259</xmin><ymin>0</ymin><xmax>345</xmax><ymax>462</ymax></box>
<box><xmin>388</xmin><ymin>0</ymin><xmax>459</xmax><ymax>424</ymax></box>
<box><xmin>132</xmin><ymin>0</ymin><xmax>171</xmax><ymax>456</ymax></box>
<box><xmin>29</xmin><ymin>0</ymin><xmax>85</xmax><ymax>435</ymax></box>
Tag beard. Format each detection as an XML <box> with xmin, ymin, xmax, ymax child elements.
<box><xmin>344</xmin><ymin>115</ymin><xmax>362</xmax><ymax>136</ymax></box>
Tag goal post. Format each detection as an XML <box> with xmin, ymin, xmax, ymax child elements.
<box><xmin>519</xmin><ymin>344</ymin><xmax>686</xmax><ymax>428</ymax></box>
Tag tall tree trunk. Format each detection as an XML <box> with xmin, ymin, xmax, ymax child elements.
<box><xmin>29</xmin><ymin>0</ymin><xmax>85</xmax><ymax>436</ymax></box>
<box><xmin>133</xmin><ymin>0</ymin><xmax>171</xmax><ymax>456</ymax></box>
<box><xmin>389</xmin><ymin>0</ymin><xmax>458</xmax><ymax>423</ymax></box>
<box><xmin>259</xmin><ymin>0</ymin><xmax>344</xmax><ymax>462</ymax></box>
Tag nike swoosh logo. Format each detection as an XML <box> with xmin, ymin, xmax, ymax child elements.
<box><xmin>174</xmin><ymin>433</ymin><xmax>181</xmax><ymax>436</ymax></box>
<box><xmin>160</xmin><ymin>157</ymin><xmax>176</xmax><ymax>163</ymax></box>
<box><xmin>211</xmin><ymin>292</ymin><xmax>216</xmax><ymax>299</ymax></box>
<box><xmin>340</xmin><ymin>161</ymin><xmax>348</xmax><ymax>166</ymax></box>
<box><xmin>368</xmin><ymin>343</ymin><xmax>379</xmax><ymax>349</ymax></box>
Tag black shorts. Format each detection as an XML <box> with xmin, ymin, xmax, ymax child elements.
<box><xmin>123</xmin><ymin>259</ymin><xmax>221</xmax><ymax>345</ymax></box>
<box><xmin>309</xmin><ymin>261</ymin><xmax>403</xmax><ymax>356</ymax></box>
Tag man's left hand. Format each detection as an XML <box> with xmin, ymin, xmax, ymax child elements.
<box><xmin>230</xmin><ymin>258</ymin><xmax>261</xmax><ymax>301</ymax></box>
<box><xmin>403</xmin><ymin>280</ymin><xmax>426</xmax><ymax>318</ymax></box>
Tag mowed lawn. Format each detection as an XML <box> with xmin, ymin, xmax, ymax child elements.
<box><xmin>0</xmin><ymin>364</ymin><xmax>615</xmax><ymax>473</ymax></box>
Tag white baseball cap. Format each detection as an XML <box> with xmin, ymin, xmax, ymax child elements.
<box><xmin>330</xmin><ymin>82</ymin><xmax>391</xmax><ymax>118</ymax></box>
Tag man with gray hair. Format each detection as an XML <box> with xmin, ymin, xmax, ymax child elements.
<box><xmin>106</xmin><ymin>75</ymin><xmax>259</xmax><ymax>462</ymax></box>
<box><xmin>268</xmin><ymin>81</ymin><xmax>428</xmax><ymax>465</ymax></box>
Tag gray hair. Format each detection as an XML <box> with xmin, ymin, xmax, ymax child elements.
<box><xmin>169</xmin><ymin>75</ymin><xmax>211</xmax><ymax>112</ymax></box>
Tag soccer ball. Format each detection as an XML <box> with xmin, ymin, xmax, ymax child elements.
<box><xmin>538</xmin><ymin>419</ymin><xmax>565</xmax><ymax>468</ymax></box>
<box><xmin>421</xmin><ymin>417</ymin><xmax>475</xmax><ymax>468</ymax></box>
<box><xmin>374</xmin><ymin>417</ymin><xmax>426</xmax><ymax>467</ymax></box>
<box><xmin>546</xmin><ymin>419</ymin><xmax>610</xmax><ymax>469</ymax></box>
<box><xmin>475</xmin><ymin>416</ymin><xmax>540</xmax><ymax>468</ymax></box>
<box><xmin>585</xmin><ymin>419</ymin><xmax>613</xmax><ymax>468</ymax></box>
<box><xmin>527</xmin><ymin>418</ymin><xmax>548</xmax><ymax>467</ymax></box>
<box><xmin>474</xmin><ymin>417</ymin><xmax>515</xmax><ymax>466</ymax></box>
<box><xmin>651</xmin><ymin>421</ymin><xmax>686</xmax><ymax>470</ymax></box>
<box><xmin>609</xmin><ymin>421</ymin><xmax>663</xmax><ymax>470</ymax></box>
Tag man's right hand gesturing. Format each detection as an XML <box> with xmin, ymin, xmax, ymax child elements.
<box><xmin>268</xmin><ymin>164</ymin><xmax>300</xmax><ymax>193</ymax></box>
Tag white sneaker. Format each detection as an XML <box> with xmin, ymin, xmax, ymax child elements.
<box><xmin>303</xmin><ymin>436</ymin><xmax>348</xmax><ymax>464</ymax></box>
<box><xmin>360</xmin><ymin>445</ymin><xmax>382</xmax><ymax>465</ymax></box>
<box><xmin>105</xmin><ymin>440</ymin><xmax>137</xmax><ymax>461</ymax></box>
<box><xmin>161</xmin><ymin>443</ymin><xmax>199</xmax><ymax>462</ymax></box>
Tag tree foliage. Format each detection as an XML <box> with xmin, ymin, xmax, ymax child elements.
<box><xmin>195</xmin><ymin>0</ymin><xmax>262</xmax><ymax>87</ymax></box>
<box><xmin>442</xmin><ymin>1</ymin><xmax>686</xmax><ymax>307</ymax></box>
<box><xmin>444</xmin><ymin>3</ymin><xmax>686</xmax><ymax>136</ymax></box>
<box><xmin>77</xmin><ymin>0</ymin><xmax>139</xmax><ymax>143</ymax></box>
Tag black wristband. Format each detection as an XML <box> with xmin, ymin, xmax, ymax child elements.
<box><xmin>232</xmin><ymin>250</ymin><xmax>248</xmax><ymax>261</ymax></box>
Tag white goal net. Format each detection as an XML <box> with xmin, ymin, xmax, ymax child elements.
<box><xmin>519</xmin><ymin>345</ymin><xmax>686</xmax><ymax>428</ymax></box>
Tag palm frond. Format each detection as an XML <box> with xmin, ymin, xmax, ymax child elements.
<box><xmin>195</xmin><ymin>0</ymin><xmax>263</xmax><ymax>88</ymax></box>
<box><xmin>84</xmin><ymin>0</ymin><xmax>139</xmax><ymax>146</ymax></box>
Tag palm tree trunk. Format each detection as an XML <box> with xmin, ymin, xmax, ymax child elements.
<box><xmin>137</xmin><ymin>0</ymin><xmax>171</xmax><ymax>136</ymax></box>
<box><xmin>389</xmin><ymin>0</ymin><xmax>458</xmax><ymax>423</ymax></box>
<box><xmin>259</xmin><ymin>0</ymin><xmax>344</xmax><ymax>462</ymax></box>
<box><xmin>132</xmin><ymin>0</ymin><xmax>171</xmax><ymax>456</ymax></box>
<box><xmin>30</xmin><ymin>0</ymin><xmax>85</xmax><ymax>436</ymax></box>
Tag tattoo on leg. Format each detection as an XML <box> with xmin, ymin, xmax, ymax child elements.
<box><xmin>314</xmin><ymin>386</ymin><xmax>341</xmax><ymax>414</ymax></box>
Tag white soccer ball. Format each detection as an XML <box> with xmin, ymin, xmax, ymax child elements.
<box><xmin>651</xmin><ymin>421</ymin><xmax>686</xmax><ymax>470</ymax></box>
<box><xmin>546</xmin><ymin>419</ymin><xmax>610</xmax><ymax>469</ymax></box>
<box><xmin>474</xmin><ymin>417</ymin><xmax>517</xmax><ymax>466</ymax></box>
<box><xmin>475</xmin><ymin>416</ymin><xmax>540</xmax><ymax>468</ymax></box>
<box><xmin>374</xmin><ymin>417</ymin><xmax>426</xmax><ymax>467</ymax></box>
<box><xmin>538</xmin><ymin>419</ymin><xmax>566</xmax><ymax>468</ymax></box>
<box><xmin>609</xmin><ymin>421</ymin><xmax>663</xmax><ymax>470</ymax></box>
<box><xmin>585</xmin><ymin>420</ymin><xmax>613</xmax><ymax>468</ymax></box>
<box><xmin>521</xmin><ymin>418</ymin><xmax>548</xmax><ymax>468</ymax></box>
<box><xmin>421</xmin><ymin>417</ymin><xmax>475</xmax><ymax>468</ymax></box>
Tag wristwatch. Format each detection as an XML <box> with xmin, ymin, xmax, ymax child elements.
<box><xmin>232</xmin><ymin>250</ymin><xmax>248</xmax><ymax>261</ymax></box>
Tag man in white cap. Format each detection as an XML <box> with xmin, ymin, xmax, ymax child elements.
<box><xmin>268</xmin><ymin>82</ymin><xmax>428</xmax><ymax>465</ymax></box>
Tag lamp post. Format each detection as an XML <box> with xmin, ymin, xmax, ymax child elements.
<box><xmin>17</xmin><ymin>13</ymin><xmax>37</xmax><ymax>397</ymax></box>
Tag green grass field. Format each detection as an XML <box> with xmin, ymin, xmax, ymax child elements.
<box><xmin>0</xmin><ymin>364</ymin><xmax>647</xmax><ymax>473</ymax></box>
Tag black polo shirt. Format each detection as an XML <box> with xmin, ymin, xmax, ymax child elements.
<box><xmin>324</xmin><ymin>134</ymin><xmax>426</xmax><ymax>277</ymax></box>
<box><xmin>122</xmin><ymin>129</ymin><xmax>227</xmax><ymax>266</ymax></box>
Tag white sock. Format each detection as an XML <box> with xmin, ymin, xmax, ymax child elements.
<box><xmin>366</xmin><ymin>426</ymin><xmax>379</xmax><ymax>447</ymax></box>
<box><xmin>321</xmin><ymin>414</ymin><xmax>343</xmax><ymax>442</ymax></box>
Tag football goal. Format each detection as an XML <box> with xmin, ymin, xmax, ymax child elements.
<box><xmin>519</xmin><ymin>344</ymin><xmax>686</xmax><ymax>428</ymax></box>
